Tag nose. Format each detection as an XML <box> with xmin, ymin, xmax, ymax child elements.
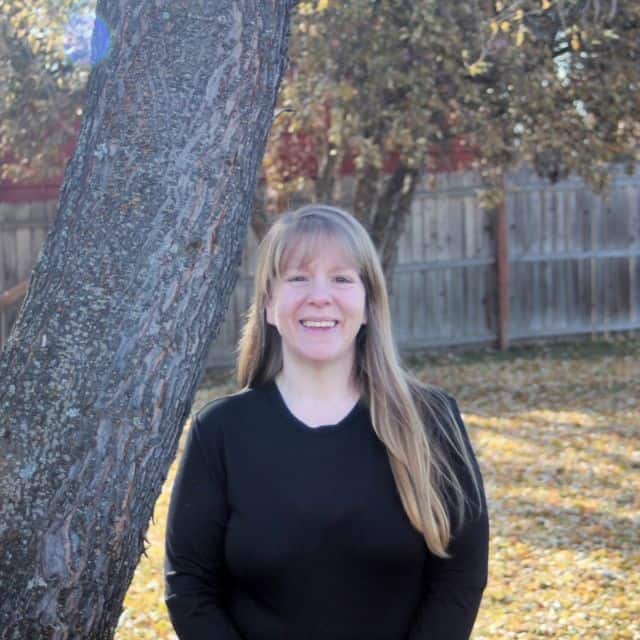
<box><xmin>307</xmin><ymin>277</ymin><xmax>332</xmax><ymax>302</ymax></box>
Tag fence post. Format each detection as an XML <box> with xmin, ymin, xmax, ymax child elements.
<box><xmin>496</xmin><ymin>176</ymin><xmax>510</xmax><ymax>350</ymax></box>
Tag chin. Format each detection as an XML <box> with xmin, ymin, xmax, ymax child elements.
<box><xmin>299</xmin><ymin>347</ymin><xmax>353</xmax><ymax>363</ymax></box>
<box><xmin>300</xmin><ymin>353</ymin><xmax>340</xmax><ymax>362</ymax></box>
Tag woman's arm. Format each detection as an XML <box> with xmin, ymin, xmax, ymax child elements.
<box><xmin>164</xmin><ymin>413</ymin><xmax>244</xmax><ymax>640</ymax></box>
<box><xmin>407</xmin><ymin>394</ymin><xmax>490</xmax><ymax>640</ymax></box>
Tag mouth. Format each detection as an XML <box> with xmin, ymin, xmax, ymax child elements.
<box><xmin>299</xmin><ymin>320</ymin><xmax>339</xmax><ymax>331</ymax></box>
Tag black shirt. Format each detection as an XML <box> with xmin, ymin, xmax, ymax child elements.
<box><xmin>164</xmin><ymin>380</ymin><xmax>489</xmax><ymax>639</ymax></box>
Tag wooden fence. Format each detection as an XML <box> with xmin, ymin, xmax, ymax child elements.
<box><xmin>2</xmin><ymin>165</ymin><xmax>639</xmax><ymax>369</ymax></box>
<box><xmin>506</xmin><ymin>167</ymin><xmax>639</xmax><ymax>340</ymax></box>
<box><xmin>0</xmin><ymin>200</ymin><xmax>57</xmax><ymax>345</ymax></box>
<box><xmin>207</xmin><ymin>165</ymin><xmax>640</xmax><ymax>368</ymax></box>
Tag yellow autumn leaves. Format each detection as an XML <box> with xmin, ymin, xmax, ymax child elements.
<box><xmin>471</xmin><ymin>0</ymin><xmax>595</xmax><ymax>76</ymax></box>
<box><xmin>489</xmin><ymin>5</ymin><xmax>527</xmax><ymax>47</ymax></box>
<box><xmin>468</xmin><ymin>59</ymin><xmax>492</xmax><ymax>77</ymax></box>
<box><xmin>419</xmin><ymin>336</ymin><xmax>640</xmax><ymax>639</ymax></box>
<box><xmin>297</xmin><ymin>0</ymin><xmax>330</xmax><ymax>16</ymax></box>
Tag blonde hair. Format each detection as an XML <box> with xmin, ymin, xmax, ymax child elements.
<box><xmin>235</xmin><ymin>204</ymin><xmax>484</xmax><ymax>558</ymax></box>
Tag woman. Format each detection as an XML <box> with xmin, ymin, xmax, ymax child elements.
<box><xmin>164</xmin><ymin>204</ymin><xmax>490</xmax><ymax>639</ymax></box>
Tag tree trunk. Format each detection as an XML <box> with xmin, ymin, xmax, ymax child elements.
<box><xmin>352</xmin><ymin>162</ymin><xmax>420</xmax><ymax>298</ymax></box>
<box><xmin>352</xmin><ymin>162</ymin><xmax>381</xmax><ymax>228</ymax></box>
<box><xmin>0</xmin><ymin>1</ymin><xmax>296</xmax><ymax>638</ymax></box>
<box><xmin>249</xmin><ymin>181</ymin><xmax>271</xmax><ymax>244</ymax></box>
<box><xmin>370</xmin><ymin>163</ymin><xmax>420</xmax><ymax>297</ymax></box>
<box><xmin>314</xmin><ymin>144</ymin><xmax>340</xmax><ymax>202</ymax></box>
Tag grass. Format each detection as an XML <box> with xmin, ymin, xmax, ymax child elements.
<box><xmin>115</xmin><ymin>335</ymin><xmax>640</xmax><ymax>640</ymax></box>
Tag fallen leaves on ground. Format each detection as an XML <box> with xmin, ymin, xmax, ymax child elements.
<box><xmin>116</xmin><ymin>335</ymin><xmax>640</xmax><ymax>640</ymax></box>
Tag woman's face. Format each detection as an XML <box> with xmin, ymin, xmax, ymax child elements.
<box><xmin>265</xmin><ymin>237</ymin><xmax>367</xmax><ymax>373</ymax></box>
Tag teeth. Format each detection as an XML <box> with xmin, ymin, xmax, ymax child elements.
<box><xmin>301</xmin><ymin>320</ymin><xmax>337</xmax><ymax>328</ymax></box>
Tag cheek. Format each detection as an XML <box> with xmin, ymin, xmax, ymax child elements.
<box><xmin>279</xmin><ymin>294</ymin><xmax>301</xmax><ymax>316</ymax></box>
<box><xmin>347</xmin><ymin>290</ymin><xmax>367</xmax><ymax>311</ymax></box>
<box><xmin>339</xmin><ymin>301</ymin><xmax>365</xmax><ymax>321</ymax></box>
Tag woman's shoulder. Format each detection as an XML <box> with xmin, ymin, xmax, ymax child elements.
<box><xmin>194</xmin><ymin>385</ymin><xmax>263</xmax><ymax>432</ymax></box>
<box><xmin>410</xmin><ymin>380</ymin><xmax>458</xmax><ymax>421</ymax></box>
<box><xmin>411</xmin><ymin>382</ymin><xmax>486</xmax><ymax>515</ymax></box>
<box><xmin>410</xmin><ymin>381</ymin><xmax>473</xmax><ymax>456</ymax></box>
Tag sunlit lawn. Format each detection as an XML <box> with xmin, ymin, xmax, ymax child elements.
<box><xmin>116</xmin><ymin>335</ymin><xmax>640</xmax><ymax>640</ymax></box>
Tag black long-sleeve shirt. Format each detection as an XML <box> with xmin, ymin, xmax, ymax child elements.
<box><xmin>164</xmin><ymin>380</ymin><xmax>489</xmax><ymax>639</ymax></box>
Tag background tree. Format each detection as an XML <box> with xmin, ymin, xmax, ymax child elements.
<box><xmin>0</xmin><ymin>1</ymin><xmax>297</xmax><ymax>637</ymax></box>
<box><xmin>259</xmin><ymin>0</ymin><xmax>639</xmax><ymax>284</ymax></box>
<box><xmin>0</xmin><ymin>0</ymin><xmax>90</xmax><ymax>181</ymax></box>
<box><xmin>3</xmin><ymin>1</ymin><xmax>637</xmax><ymax>279</ymax></box>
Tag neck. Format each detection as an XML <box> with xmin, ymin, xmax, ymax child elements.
<box><xmin>275</xmin><ymin>362</ymin><xmax>361</xmax><ymax>405</ymax></box>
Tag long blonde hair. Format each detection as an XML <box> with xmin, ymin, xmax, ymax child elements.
<box><xmin>235</xmin><ymin>204</ymin><xmax>484</xmax><ymax>558</ymax></box>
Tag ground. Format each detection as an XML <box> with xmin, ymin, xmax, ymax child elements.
<box><xmin>115</xmin><ymin>334</ymin><xmax>640</xmax><ymax>640</ymax></box>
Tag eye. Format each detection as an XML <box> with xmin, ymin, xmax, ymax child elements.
<box><xmin>287</xmin><ymin>276</ymin><xmax>306</xmax><ymax>282</ymax></box>
<box><xmin>335</xmin><ymin>276</ymin><xmax>353</xmax><ymax>283</ymax></box>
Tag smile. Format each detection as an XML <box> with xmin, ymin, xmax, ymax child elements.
<box><xmin>299</xmin><ymin>320</ymin><xmax>339</xmax><ymax>330</ymax></box>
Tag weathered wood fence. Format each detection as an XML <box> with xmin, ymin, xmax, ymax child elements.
<box><xmin>0</xmin><ymin>200</ymin><xmax>57</xmax><ymax>346</ymax></box>
<box><xmin>2</xmin><ymin>165</ymin><xmax>639</xmax><ymax>370</ymax></box>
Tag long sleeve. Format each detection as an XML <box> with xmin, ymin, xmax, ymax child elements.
<box><xmin>407</xmin><ymin>394</ymin><xmax>490</xmax><ymax>640</ymax></box>
<box><xmin>164</xmin><ymin>413</ymin><xmax>244</xmax><ymax>640</ymax></box>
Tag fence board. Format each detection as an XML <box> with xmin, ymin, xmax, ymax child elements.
<box><xmin>3</xmin><ymin>166</ymin><xmax>640</xmax><ymax>366</ymax></box>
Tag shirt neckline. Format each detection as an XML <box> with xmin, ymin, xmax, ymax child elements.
<box><xmin>263</xmin><ymin>378</ymin><xmax>366</xmax><ymax>434</ymax></box>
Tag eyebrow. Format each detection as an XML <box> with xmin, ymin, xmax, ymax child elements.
<box><xmin>284</xmin><ymin>265</ymin><xmax>358</xmax><ymax>273</ymax></box>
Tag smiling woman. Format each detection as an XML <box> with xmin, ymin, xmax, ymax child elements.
<box><xmin>164</xmin><ymin>205</ymin><xmax>489</xmax><ymax>640</ymax></box>
<box><xmin>264</xmin><ymin>238</ymin><xmax>367</xmax><ymax>391</ymax></box>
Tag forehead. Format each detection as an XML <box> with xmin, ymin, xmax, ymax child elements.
<box><xmin>280</xmin><ymin>233</ymin><xmax>359</xmax><ymax>271</ymax></box>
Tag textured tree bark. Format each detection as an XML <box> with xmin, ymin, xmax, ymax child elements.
<box><xmin>314</xmin><ymin>144</ymin><xmax>340</xmax><ymax>203</ymax></box>
<box><xmin>352</xmin><ymin>162</ymin><xmax>381</xmax><ymax>227</ymax></box>
<box><xmin>352</xmin><ymin>162</ymin><xmax>420</xmax><ymax>297</ymax></box>
<box><xmin>370</xmin><ymin>163</ymin><xmax>420</xmax><ymax>297</ymax></box>
<box><xmin>249</xmin><ymin>182</ymin><xmax>271</xmax><ymax>244</ymax></box>
<box><xmin>0</xmin><ymin>1</ymin><xmax>296</xmax><ymax>637</ymax></box>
